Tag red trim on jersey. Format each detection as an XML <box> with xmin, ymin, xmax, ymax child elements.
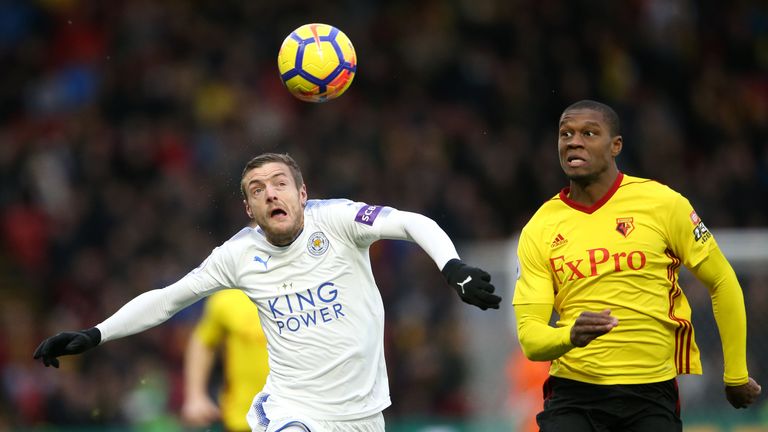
<box><xmin>559</xmin><ymin>172</ymin><xmax>624</xmax><ymax>214</ymax></box>
<box><xmin>665</xmin><ymin>249</ymin><xmax>693</xmax><ymax>374</ymax></box>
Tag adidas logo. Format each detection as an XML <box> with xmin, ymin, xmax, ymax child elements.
<box><xmin>551</xmin><ymin>233</ymin><xmax>568</xmax><ymax>248</ymax></box>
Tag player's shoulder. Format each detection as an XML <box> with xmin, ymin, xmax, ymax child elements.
<box><xmin>306</xmin><ymin>198</ymin><xmax>384</xmax><ymax>221</ymax></box>
<box><xmin>517</xmin><ymin>193</ymin><xmax>562</xmax><ymax>240</ymax></box>
<box><xmin>526</xmin><ymin>192</ymin><xmax>564</xmax><ymax>221</ymax></box>
<box><xmin>618</xmin><ymin>174</ymin><xmax>683</xmax><ymax>202</ymax></box>
<box><xmin>212</xmin><ymin>227</ymin><xmax>261</xmax><ymax>257</ymax></box>
<box><xmin>223</xmin><ymin>227</ymin><xmax>257</xmax><ymax>246</ymax></box>
<box><xmin>305</xmin><ymin>198</ymin><xmax>358</xmax><ymax>213</ymax></box>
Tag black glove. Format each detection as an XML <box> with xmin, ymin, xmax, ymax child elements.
<box><xmin>441</xmin><ymin>258</ymin><xmax>501</xmax><ymax>310</ymax></box>
<box><xmin>33</xmin><ymin>327</ymin><xmax>101</xmax><ymax>368</ymax></box>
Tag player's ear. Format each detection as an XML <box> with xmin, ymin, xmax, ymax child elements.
<box><xmin>611</xmin><ymin>135</ymin><xmax>623</xmax><ymax>157</ymax></box>
<box><xmin>299</xmin><ymin>184</ymin><xmax>307</xmax><ymax>207</ymax></box>
<box><xmin>244</xmin><ymin>199</ymin><xmax>254</xmax><ymax>219</ymax></box>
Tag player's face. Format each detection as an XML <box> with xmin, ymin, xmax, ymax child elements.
<box><xmin>242</xmin><ymin>162</ymin><xmax>307</xmax><ymax>246</ymax></box>
<box><xmin>558</xmin><ymin>108</ymin><xmax>622</xmax><ymax>184</ymax></box>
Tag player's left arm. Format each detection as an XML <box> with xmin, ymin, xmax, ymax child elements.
<box><xmin>666</xmin><ymin>193</ymin><xmax>761</xmax><ymax>407</ymax></box>
<box><xmin>375</xmin><ymin>208</ymin><xmax>501</xmax><ymax>310</ymax></box>
<box><xmin>688</xmin><ymin>248</ymin><xmax>761</xmax><ymax>407</ymax></box>
<box><xmin>689</xmin><ymin>248</ymin><xmax>748</xmax><ymax>385</ymax></box>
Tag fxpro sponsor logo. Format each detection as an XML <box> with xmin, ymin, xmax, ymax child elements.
<box><xmin>268</xmin><ymin>281</ymin><xmax>345</xmax><ymax>334</ymax></box>
<box><xmin>550</xmin><ymin>247</ymin><xmax>647</xmax><ymax>285</ymax></box>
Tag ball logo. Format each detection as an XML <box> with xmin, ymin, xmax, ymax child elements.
<box><xmin>307</xmin><ymin>231</ymin><xmax>330</xmax><ymax>256</ymax></box>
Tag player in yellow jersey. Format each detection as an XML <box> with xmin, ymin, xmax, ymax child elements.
<box><xmin>513</xmin><ymin>100</ymin><xmax>761</xmax><ymax>431</ymax></box>
<box><xmin>181</xmin><ymin>289</ymin><xmax>269</xmax><ymax>432</ymax></box>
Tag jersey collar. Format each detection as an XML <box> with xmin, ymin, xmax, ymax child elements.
<box><xmin>559</xmin><ymin>172</ymin><xmax>624</xmax><ymax>214</ymax></box>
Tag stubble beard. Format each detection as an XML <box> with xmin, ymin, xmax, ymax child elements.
<box><xmin>266</xmin><ymin>215</ymin><xmax>304</xmax><ymax>247</ymax></box>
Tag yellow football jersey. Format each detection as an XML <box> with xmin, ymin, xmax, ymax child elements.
<box><xmin>195</xmin><ymin>289</ymin><xmax>269</xmax><ymax>431</ymax></box>
<box><xmin>513</xmin><ymin>173</ymin><xmax>718</xmax><ymax>385</ymax></box>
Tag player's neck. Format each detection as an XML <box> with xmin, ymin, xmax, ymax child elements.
<box><xmin>567</xmin><ymin>169</ymin><xmax>620</xmax><ymax>206</ymax></box>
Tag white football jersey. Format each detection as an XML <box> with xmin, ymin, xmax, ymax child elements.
<box><xmin>187</xmin><ymin>199</ymin><xmax>392</xmax><ymax>420</ymax></box>
<box><xmin>96</xmin><ymin>198</ymin><xmax>461</xmax><ymax>421</ymax></box>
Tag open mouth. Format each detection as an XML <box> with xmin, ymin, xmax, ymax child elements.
<box><xmin>270</xmin><ymin>208</ymin><xmax>288</xmax><ymax>218</ymax></box>
<box><xmin>566</xmin><ymin>155</ymin><xmax>586</xmax><ymax>167</ymax></box>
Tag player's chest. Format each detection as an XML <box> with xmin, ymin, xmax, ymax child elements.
<box><xmin>236</xmin><ymin>231</ymin><xmax>357</xmax><ymax>294</ymax></box>
<box><xmin>546</xmin><ymin>213</ymin><xmax>667</xmax><ymax>284</ymax></box>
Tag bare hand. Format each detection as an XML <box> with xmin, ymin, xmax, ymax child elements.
<box><xmin>725</xmin><ymin>377</ymin><xmax>761</xmax><ymax>409</ymax></box>
<box><xmin>181</xmin><ymin>394</ymin><xmax>221</xmax><ymax>427</ymax></box>
<box><xmin>570</xmin><ymin>309</ymin><xmax>618</xmax><ymax>347</ymax></box>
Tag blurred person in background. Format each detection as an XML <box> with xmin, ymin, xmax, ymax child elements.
<box><xmin>33</xmin><ymin>152</ymin><xmax>501</xmax><ymax>432</ymax></box>
<box><xmin>512</xmin><ymin>100</ymin><xmax>761</xmax><ymax>431</ymax></box>
<box><xmin>182</xmin><ymin>289</ymin><xmax>269</xmax><ymax>432</ymax></box>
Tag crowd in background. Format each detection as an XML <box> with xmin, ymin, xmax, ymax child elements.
<box><xmin>1</xmin><ymin>0</ymin><xmax>767</xmax><ymax>429</ymax></box>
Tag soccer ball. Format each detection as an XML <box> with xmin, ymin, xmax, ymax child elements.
<box><xmin>277</xmin><ymin>23</ymin><xmax>357</xmax><ymax>103</ymax></box>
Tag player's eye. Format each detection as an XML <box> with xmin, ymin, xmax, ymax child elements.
<box><xmin>560</xmin><ymin>130</ymin><xmax>573</xmax><ymax>138</ymax></box>
<box><xmin>252</xmin><ymin>188</ymin><xmax>263</xmax><ymax>196</ymax></box>
<box><xmin>583</xmin><ymin>130</ymin><xmax>596</xmax><ymax>137</ymax></box>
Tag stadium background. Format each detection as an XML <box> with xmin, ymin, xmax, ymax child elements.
<box><xmin>0</xmin><ymin>0</ymin><xmax>766</xmax><ymax>431</ymax></box>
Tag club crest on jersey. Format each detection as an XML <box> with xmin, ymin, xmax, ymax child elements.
<box><xmin>307</xmin><ymin>231</ymin><xmax>330</xmax><ymax>256</ymax></box>
<box><xmin>616</xmin><ymin>217</ymin><xmax>635</xmax><ymax>238</ymax></box>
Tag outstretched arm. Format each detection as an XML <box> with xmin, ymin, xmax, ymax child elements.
<box><xmin>689</xmin><ymin>247</ymin><xmax>761</xmax><ymax>408</ymax></box>
<box><xmin>376</xmin><ymin>209</ymin><xmax>459</xmax><ymax>269</ymax></box>
<box><xmin>377</xmin><ymin>209</ymin><xmax>501</xmax><ymax>310</ymax></box>
<box><xmin>34</xmin><ymin>276</ymin><xmax>210</xmax><ymax>367</ymax></box>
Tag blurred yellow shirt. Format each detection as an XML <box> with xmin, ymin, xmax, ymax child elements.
<box><xmin>195</xmin><ymin>289</ymin><xmax>269</xmax><ymax>431</ymax></box>
<box><xmin>513</xmin><ymin>173</ymin><xmax>718</xmax><ymax>384</ymax></box>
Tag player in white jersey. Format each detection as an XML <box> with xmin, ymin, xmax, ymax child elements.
<box><xmin>34</xmin><ymin>153</ymin><xmax>502</xmax><ymax>432</ymax></box>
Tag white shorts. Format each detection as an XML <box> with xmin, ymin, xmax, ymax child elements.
<box><xmin>247</xmin><ymin>392</ymin><xmax>385</xmax><ymax>432</ymax></box>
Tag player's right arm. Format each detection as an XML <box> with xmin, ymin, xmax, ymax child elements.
<box><xmin>515</xmin><ymin>305</ymin><xmax>618</xmax><ymax>361</ymax></box>
<box><xmin>34</xmin><ymin>242</ymin><xmax>239</xmax><ymax>367</ymax></box>
<box><xmin>513</xmin><ymin>226</ymin><xmax>617</xmax><ymax>361</ymax></box>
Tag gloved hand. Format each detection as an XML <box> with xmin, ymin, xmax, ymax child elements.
<box><xmin>441</xmin><ymin>258</ymin><xmax>501</xmax><ymax>310</ymax></box>
<box><xmin>33</xmin><ymin>327</ymin><xmax>101</xmax><ymax>368</ymax></box>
